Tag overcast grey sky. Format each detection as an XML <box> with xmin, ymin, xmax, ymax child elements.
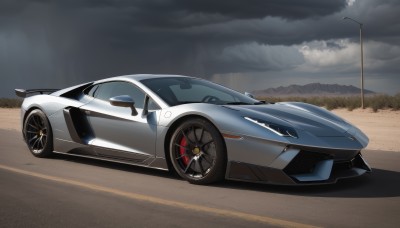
<box><xmin>1</xmin><ymin>0</ymin><xmax>399</xmax><ymax>97</ymax></box>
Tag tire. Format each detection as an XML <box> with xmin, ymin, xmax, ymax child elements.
<box><xmin>169</xmin><ymin>118</ymin><xmax>226</xmax><ymax>184</ymax></box>
<box><xmin>23</xmin><ymin>109</ymin><xmax>53</xmax><ymax>158</ymax></box>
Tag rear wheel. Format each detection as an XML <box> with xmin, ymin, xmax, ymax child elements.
<box><xmin>169</xmin><ymin>118</ymin><xmax>226</xmax><ymax>184</ymax></box>
<box><xmin>24</xmin><ymin>109</ymin><xmax>53</xmax><ymax>157</ymax></box>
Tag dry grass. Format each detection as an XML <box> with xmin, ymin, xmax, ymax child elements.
<box><xmin>0</xmin><ymin>98</ymin><xmax>23</xmax><ymax>108</ymax></box>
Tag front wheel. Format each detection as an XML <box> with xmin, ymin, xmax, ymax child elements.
<box><xmin>23</xmin><ymin>109</ymin><xmax>53</xmax><ymax>158</ymax></box>
<box><xmin>169</xmin><ymin>118</ymin><xmax>226</xmax><ymax>184</ymax></box>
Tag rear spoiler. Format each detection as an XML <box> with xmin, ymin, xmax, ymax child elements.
<box><xmin>15</xmin><ymin>89</ymin><xmax>59</xmax><ymax>98</ymax></box>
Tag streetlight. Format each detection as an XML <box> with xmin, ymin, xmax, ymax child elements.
<box><xmin>343</xmin><ymin>16</ymin><xmax>364</xmax><ymax>109</ymax></box>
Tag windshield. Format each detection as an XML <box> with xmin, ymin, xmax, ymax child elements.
<box><xmin>141</xmin><ymin>77</ymin><xmax>261</xmax><ymax>106</ymax></box>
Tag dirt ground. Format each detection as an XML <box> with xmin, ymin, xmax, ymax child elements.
<box><xmin>1</xmin><ymin>108</ymin><xmax>399</xmax><ymax>152</ymax></box>
<box><xmin>0</xmin><ymin>108</ymin><xmax>21</xmax><ymax>131</ymax></box>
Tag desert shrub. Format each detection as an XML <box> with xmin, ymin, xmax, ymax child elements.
<box><xmin>0</xmin><ymin>98</ymin><xmax>23</xmax><ymax>108</ymax></box>
<box><xmin>392</xmin><ymin>93</ymin><xmax>400</xmax><ymax>110</ymax></box>
<box><xmin>346</xmin><ymin>97</ymin><xmax>360</xmax><ymax>111</ymax></box>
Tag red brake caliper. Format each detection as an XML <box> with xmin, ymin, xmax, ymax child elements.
<box><xmin>179</xmin><ymin>136</ymin><xmax>190</xmax><ymax>166</ymax></box>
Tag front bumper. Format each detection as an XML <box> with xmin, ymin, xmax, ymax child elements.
<box><xmin>226</xmin><ymin>149</ymin><xmax>371</xmax><ymax>185</ymax></box>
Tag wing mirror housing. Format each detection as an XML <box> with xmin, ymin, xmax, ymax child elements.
<box><xmin>109</xmin><ymin>95</ymin><xmax>138</xmax><ymax>116</ymax></box>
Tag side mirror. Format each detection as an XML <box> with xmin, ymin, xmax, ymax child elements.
<box><xmin>109</xmin><ymin>95</ymin><xmax>138</xmax><ymax>116</ymax></box>
<box><xmin>244</xmin><ymin>92</ymin><xmax>255</xmax><ymax>98</ymax></box>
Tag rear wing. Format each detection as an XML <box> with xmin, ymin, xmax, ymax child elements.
<box><xmin>15</xmin><ymin>89</ymin><xmax>59</xmax><ymax>98</ymax></box>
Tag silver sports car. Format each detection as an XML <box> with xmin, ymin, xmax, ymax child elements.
<box><xmin>15</xmin><ymin>74</ymin><xmax>371</xmax><ymax>185</ymax></box>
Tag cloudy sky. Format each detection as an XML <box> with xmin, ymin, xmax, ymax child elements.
<box><xmin>1</xmin><ymin>0</ymin><xmax>399</xmax><ymax>97</ymax></box>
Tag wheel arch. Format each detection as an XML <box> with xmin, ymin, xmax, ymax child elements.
<box><xmin>22</xmin><ymin>106</ymin><xmax>53</xmax><ymax>143</ymax></box>
<box><xmin>22</xmin><ymin>106</ymin><xmax>42</xmax><ymax>140</ymax></box>
<box><xmin>23</xmin><ymin>106</ymin><xmax>43</xmax><ymax>123</ymax></box>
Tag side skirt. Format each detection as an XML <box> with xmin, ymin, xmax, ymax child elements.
<box><xmin>52</xmin><ymin>150</ymin><xmax>169</xmax><ymax>171</ymax></box>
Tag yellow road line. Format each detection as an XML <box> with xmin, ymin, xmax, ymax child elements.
<box><xmin>0</xmin><ymin>164</ymin><xmax>319</xmax><ymax>228</ymax></box>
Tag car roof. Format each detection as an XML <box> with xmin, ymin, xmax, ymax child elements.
<box><xmin>104</xmin><ymin>74</ymin><xmax>192</xmax><ymax>82</ymax></box>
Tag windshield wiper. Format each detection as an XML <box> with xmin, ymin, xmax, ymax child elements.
<box><xmin>225</xmin><ymin>102</ymin><xmax>252</xmax><ymax>105</ymax></box>
<box><xmin>178</xmin><ymin>101</ymin><xmax>200</xmax><ymax>104</ymax></box>
<box><xmin>225</xmin><ymin>101</ymin><xmax>265</xmax><ymax>105</ymax></box>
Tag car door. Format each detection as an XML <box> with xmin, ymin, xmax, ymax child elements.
<box><xmin>80</xmin><ymin>81</ymin><xmax>160</xmax><ymax>163</ymax></box>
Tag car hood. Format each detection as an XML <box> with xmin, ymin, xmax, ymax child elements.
<box><xmin>226</xmin><ymin>102</ymin><xmax>352</xmax><ymax>137</ymax></box>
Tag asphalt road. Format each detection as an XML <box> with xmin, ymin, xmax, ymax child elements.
<box><xmin>1</xmin><ymin>129</ymin><xmax>399</xmax><ymax>228</ymax></box>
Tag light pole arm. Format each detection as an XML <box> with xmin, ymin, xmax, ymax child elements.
<box><xmin>343</xmin><ymin>17</ymin><xmax>363</xmax><ymax>27</ymax></box>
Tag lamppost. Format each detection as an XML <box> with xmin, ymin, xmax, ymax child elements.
<box><xmin>343</xmin><ymin>16</ymin><xmax>364</xmax><ymax>109</ymax></box>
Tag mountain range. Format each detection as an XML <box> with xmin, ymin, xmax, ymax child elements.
<box><xmin>252</xmin><ymin>83</ymin><xmax>375</xmax><ymax>97</ymax></box>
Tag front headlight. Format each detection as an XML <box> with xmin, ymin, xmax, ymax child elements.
<box><xmin>244</xmin><ymin>117</ymin><xmax>298</xmax><ymax>138</ymax></box>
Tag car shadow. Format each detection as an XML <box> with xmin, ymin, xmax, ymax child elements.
<box><xmin>215</xmin><ymin>168</ymin><xmax>400</xmax><ymax>198</ymax></box>
<box><xmin>50</xmin><ymin>154</ymin><xmax>400</xmax><ymax>198</ymax></box>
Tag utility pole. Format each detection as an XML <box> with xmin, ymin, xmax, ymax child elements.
<box><xmin>343</xmin><ymin>17</ymin><xmax>364</xmax><ymax>109</ymax></box>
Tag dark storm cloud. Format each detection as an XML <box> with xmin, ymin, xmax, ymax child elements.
<box><xmin>131</xmin><ymin>0</ymin><xmax>347</xmax><ymax>27</ymax></box>
<box><xmin>55</xmin><ymin>0</ymin><xmax>347</xmax><ymax>27</ymax></box>
<box><xmin>0</xmin><ymin>0</ymin><xmax>399</xmax><ymax>97</ymax></box>
<box><xmin>174</xmin><ymin>0</ymin><xmax>346</xmax><ymax>20</ymax></box>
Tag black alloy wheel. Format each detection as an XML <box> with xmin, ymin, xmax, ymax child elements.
<box><xmin>24</xmin><ymin>109</ymin><xmax>53</xmax><ymax>157</ymax></box>
<box><xmin>170</xmin><ymin>118</ymin><xmax>226</xmax><ymax>184</ymax></box>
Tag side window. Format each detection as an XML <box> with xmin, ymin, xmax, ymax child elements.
<box><xmin>147</xmin><ymin>97</ymin><xmax>160</xmax><ymax>111</ymax></box>
<box><xmin>96</xmin><ymin>81</ymin><xmax>146</xmax><ymax>109</ymax></box>
<box><xmin>84</xmin><ymin>85</ymin><xmax>99</xmax><ymax>97</ymax></box>
<box><xmin>96</xmin><ymin>83</ymin><xmax>115</xmax><ymax>101</ymax></box>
